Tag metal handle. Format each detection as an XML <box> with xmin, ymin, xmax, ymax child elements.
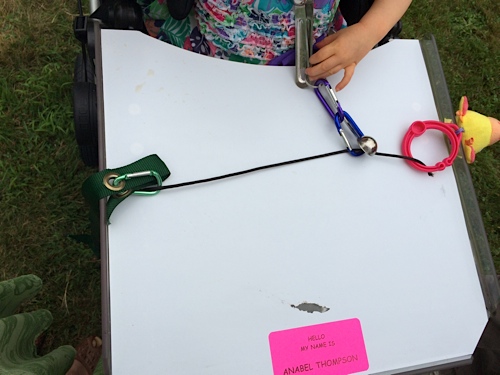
<box><xmin>294</xmin><ymin>0</ymin><xmax>315</xmax><ymax>88</ymax></box>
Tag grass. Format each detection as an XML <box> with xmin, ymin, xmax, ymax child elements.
<box><xmin>0</xmin><ymin>0</ymin><xmax>499</xmax><ymax>358</ymax></box>
<box><xmin>1</xmin><ymin>0</ymin><xmax>101</xmax><ymax>353</ymax></box>
<box><xmin>402</xmin><ymin>0</ymin><xmax>500</xmax><ymax>271</ymax></box>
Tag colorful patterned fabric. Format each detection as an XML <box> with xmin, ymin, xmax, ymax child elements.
<box><xmin>138</xmin><ymin>0</ymin><xmax>345</xmax><ymax>64</ymax></box>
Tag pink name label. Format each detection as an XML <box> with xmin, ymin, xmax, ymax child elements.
<box><xmin>268</xmin><ymin>319</ymin><xmax>369</xmax><ymax>375</ymax></box>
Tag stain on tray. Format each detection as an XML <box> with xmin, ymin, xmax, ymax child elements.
<box><xmin>291</xmin><ymin>302</ymin><xmax>330</xmax><ymax>313</ymax></box>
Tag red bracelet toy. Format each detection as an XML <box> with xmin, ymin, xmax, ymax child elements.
<box><xmin>402</xmin><ymin>120</ymin><xmax>462</xmax><ymax>173</ymax></box>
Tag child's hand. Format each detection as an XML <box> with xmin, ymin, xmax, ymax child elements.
<box><xmin>306</xmin><ymin>0</ymin><xmax>412</xmax><ymax>91</ymax></box>
<box><xmin>305</xmin><ymin>23</ymin><xmax>377</xmax><ymax>91</ymax></box>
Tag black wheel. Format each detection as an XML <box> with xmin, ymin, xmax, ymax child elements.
<box><xmin>73</xmin><ymin>52</ymin><xmax>98</xmax><ymax>167</ymax></box>
<box><xmin>74</xmin><ymin>52</ymin><xmax>95</xmax><ymax>84</ymax></box>
<box><xmin>78</xmin><ymin>143</ymin><xmax>99</xmax><ymax>168</ymax></box>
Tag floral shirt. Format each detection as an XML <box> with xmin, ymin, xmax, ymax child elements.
<box><xmin>138</xmin><ymin>0</ymin><xmax>344</xmax><ymax>64</ymax></box>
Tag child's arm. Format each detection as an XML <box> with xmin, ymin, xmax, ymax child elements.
<box><xmin>306</xmin><ymin>0</ymin><xmax>412</xmax><ymax>91</ymax></box>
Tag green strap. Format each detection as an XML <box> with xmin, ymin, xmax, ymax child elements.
<box><xmin>81</xmin><ymin>154</ymin><xmax>170</xmax><ymax>254</ymax></box>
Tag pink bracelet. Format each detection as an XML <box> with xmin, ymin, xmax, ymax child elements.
<box><xmin>402</xmin><ymin>120</ymin><xmax>462</xmax><ymax>173</ymax></box>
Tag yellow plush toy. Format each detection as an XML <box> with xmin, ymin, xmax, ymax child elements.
<box><xmin>456</xmin><ymin>96</ymin><xmax>500</xmax><ymax>163</ymax></box>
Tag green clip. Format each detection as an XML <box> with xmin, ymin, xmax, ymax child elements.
<box><xmin>113</xmin><ymin>170</ymin><xmax>162</xmax><ymax>195</ymax></box>
<box><xmin>81</xmin><ymin>154</ymin><xmax>171</xmax><ymax>256</ymax></box>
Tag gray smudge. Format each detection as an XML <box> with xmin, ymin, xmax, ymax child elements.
<box><xmin>291</xmin><ymin>302</ymin><xmax>330</xmax><ymax>313</ymax></box>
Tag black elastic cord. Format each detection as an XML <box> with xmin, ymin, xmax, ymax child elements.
<box><xmin>374</xmin><ymin>152</ymin><xmax>434</xmax><ymax>176</ymax></box>
<box><xmin>138</xmin><ymin>149</ymin><xmax>430</xmax><ymax>193</ymax></box>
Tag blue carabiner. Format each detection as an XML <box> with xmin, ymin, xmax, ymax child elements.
<box><xmin>314</xmin><ymin>79</ymin><xmax>365</xmax><ymax>157</ymax></box>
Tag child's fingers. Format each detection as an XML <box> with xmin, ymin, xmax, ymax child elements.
<box><xmin>306</xmin><ymin>48</ymin><xmax>344</xmax><ymax>80</ymax></box>
<box><xmin>309</xmin><ymin>36</ymin><xmax>338</xmax><ymax>65</ymax></box>
<box><xmin>335</xmin><ymin>63</ymin><xmax>356</xmax><ymax>91</ymax></box>
<box><xmin>313</xmin><ymin>33</ymin><xmax>337</xmax><ymax>50</ymax></box>
<box><xmin>306</xmin><ymin>61</ymin><xmax>343</xmax><ymax>82</ymax></box>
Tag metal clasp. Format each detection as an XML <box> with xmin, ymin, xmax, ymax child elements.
<box><xmin>294</xmin><ymin>0</ymin><xmax>316</xmax><ymax>88</ymax></box>
<box><xmin>112</xmin><ymin>170</ymin><xmax>163</xmax><ymax>196</ymax></box>
<box><xmin>314</xmin><ymin>79</ymin><xmax>377</xmax><ymax>156</ymax></box>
